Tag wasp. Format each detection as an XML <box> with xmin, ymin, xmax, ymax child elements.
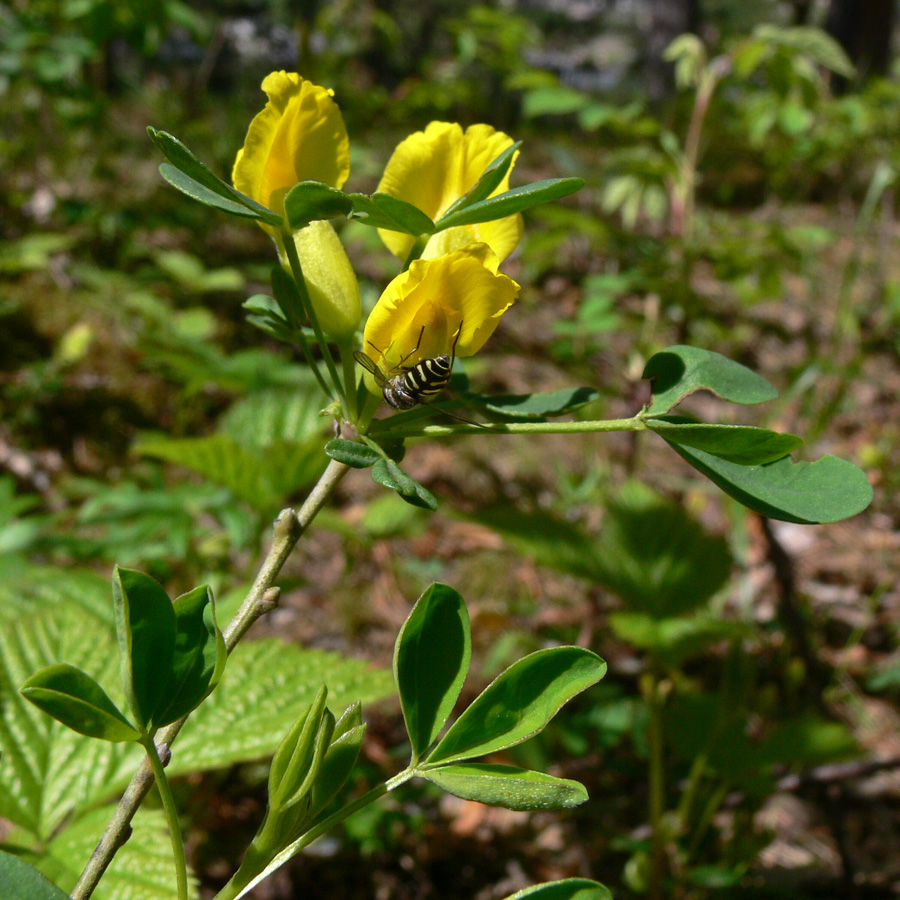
<box><xmin>354</xmin><ymin>323</ymin><xmax>484</xmax><ymax>425</ymax></box>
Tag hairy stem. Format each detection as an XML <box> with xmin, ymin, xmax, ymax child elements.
<box><xmin>370</xmin><ymin>415</ymin><xmax>648</xmax><ymax>440</ymax></box>
<box><xmin>71</xmin><ymin>459</ymin><xmax>351</xmax><ymax>900</ymax></box>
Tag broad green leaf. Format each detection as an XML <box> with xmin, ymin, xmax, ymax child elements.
<box><xmin>434</xmin><ymin>178</ymin><xmax>584</xmax><ymax>231</ymax></box>
<box><xmin>642</xmin><ymin>346</ymin><xmax>778</xmax><ymax>415</ymax></box>
<box><xmin>307</xmin><ymin>704</ymin><xmax>365</xmax><ymax>821</ymax></box>
<box><xmin>441</xmin><ymin>141</ymin><xmax>522</xmax><ymax>216</ymax></box>
<box><xmin>504</xmin><ymin>879</ymin><xmax>612</xmax><ymax>900</ymax></box>
<box><xmin>394</xmin><ymin>584</ymin><xmax>471</xmax><ymax>761</ymax></box>
<box><xmin>348</xmin><ymin>192</ymin><xmax>435</xmax><ymax>235</ymax></box>
<box><xmin>0</xmin><ymin>850</ymin><xmax>70</xmax><ymax>900</ymax></box>
<box><xmin>423</xmin><ymin>763</ymin><xmax>587</xmax><ymax>810</ymax></box>
<box><xmin>0</xmin><ymin>605</ymin><xmax>140</xmax><ymax>839</ymax></box>
<box><xmin>467</xmin><ymin>386</ymin><xmax>600</xmax><ymax>419</ymax></box>
<box><xmin>324</xmin><ymin>439</ymin><xmax>382</xmax><ymax>468</ymax></box>
<box><xmin>284</xmin><ymin>181</ymin><xmax>353</xmax><ymax>229</ymax></box>
<box><xmin>20</xmin><ymin>664</ymin><xmax>139</xmax><ymax>743</ymax></box>
<box><xmin>756</xmin><ymin>716</ymin><xmax>857</xmax><ymax>768</ymax></box>
<box><xmin>522</xmin><ymin>85</ymin><xmax>590</xmax><ymax>118</ymax></box>
<box><xmin>219</xmin><ymin>387</ymin><xmax>326</xmax><ymax>449</ymax></box>
<box><xmin>113</xmin><ymin>567</ymin><xmax>176</xmax><ymax>731</ymax></box>
<box><xmin>371</xmin><ymin>459</ymin><xmax>438</xmax><ymax>511</ymax></box>
<box><xmin>669</xmin><ymin>444</ymin><xmax>873</xmax><ymax>524</ymax></box>
<box><xmin>0</xmin><ymin>560</ymin><xmax>112</xmax><ymax>625</ymax></box>
<box><xmin>40</xmin><ymin>805</ymin><xmax>197</xmax><ymax>900</ymax></box>
<box><xmin>426</xmin><ymin>647</ymin><xmax>606</xmax><ymax>765</ymax></box>
<box><xmin>169</xmin><ymin>640</ymin><xmax>393</xmax><ymax>775</ymax></box>
<box><xmin>609</xmin><ymin>612</ymin><xmax>746</xmax><ymax>668</ymax></box>
<box><xmin>646</xmin><ymin>417</ymin><xmax>802</xmax><ymax>465</ymax></box>
<box><xmin>148</xmin><ymin>127</ymin><xmax>281</xmax><ymax>226</ymax></box>
<box><xmin>153</xmin><ymin>585</ymin><xmax>225</xmax><ymax>728</ymax></box>
<box><xmin>753</xmin><ymin>24</ymin><xmax>855</xmax><ymax>78</ymax></box>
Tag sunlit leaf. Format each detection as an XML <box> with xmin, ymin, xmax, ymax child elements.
<box><xmin>467</xmin><ymin>386</ymin><xmax>600</xmax><ymax>419</ymax></box>
<box><xmin>348</xmin><ymin>192</ymin><xmax>435</xmax><ymax>235</ymax></box>
<box><xmin>324</xmin><ymin>439</ymin><xmax>381</xmax><ymax>468</ymax></box>
<box><xmin>0</xmin><ymin>850</ymin><xmax>69</xmax><ymax>900</ymax></box>
<box><xmin>371</xmin><ymin>459</ymin><xmax>438</xmax><ymax>511</ymax></box>
<box><xmin>284</xmin><ymin>181</ymin><xmax>353</xmax><ymax>229</ymax></box>
<box><xmin>503</xmin><ymin>879</ymin><xmax>612</xmax><ymax>900</ymax></box>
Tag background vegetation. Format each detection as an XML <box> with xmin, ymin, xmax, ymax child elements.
<box><xmin>1</xmin><ymin>1</ymin><xmax>898</xmax><ymax>897</ymax></box>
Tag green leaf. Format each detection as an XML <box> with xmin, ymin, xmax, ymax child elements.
<box><xmin>113</xmin><ymin>567</ymin><xmax>176</xmax><ymax>731</ymax></box>
<box><xmin>423</xmin><ymin>763</ymin><xmax>588</xmax><ymax>811</ymax></box>
<box><xmin>441</xmin><ymin>141</ymin><xmax>522</xmax><ymax>216</ymax></box>
<box><xmin>371</xmin><ymin>459</ymin><xmax>438</xmax><ymax>511</ymax></box>
<box><xmin>270</xmin><ymin>264</ymin><xmax>307</xmax><ymax>328</ymax></box>
<box><xmin>0</xmin><ymin>850</ymin><xmax>70</xmax><ymax>900</ymax></box>
<box><xmin>348</xmin><ymin>192</ymin><xmax>435</xmax><ymax>235</ymax></box>
<box><xmin>148</xmin><ymin>127</ymin><xmax>281</xmax><ymax>226</ymax></box>
<box><xmin>168</xmin><ymin>640</ymin><xmax>393</xmax><ymax>775</ymax></box>
<box><xmin>307</xmin><ymin>704</ymin><xmax>365</xmax><ymax>821</ymax></box>
<box><xmin>283</xmin><ymin>181</ymin><xmax>353</xmax><ymax>229</ymax></box>
<box><xmin>426</xmin><ymin>647</ymin><xmax>606</xmax><ymax>765</ymax></box>
<box><xmin>153</xmin><ymin>585</ymin><xmax>225</xmax><ymax>728</ymax></box>
<box><xmin>394</xmin><ymin>584</ymin><xmax>471</xmax><ymax>761</ymax></box>
<box><xmin>668</xmin><ymin>444</ymin><xmax>873</xmax><ymax>524</ymax></box>
<box><xmin>324</xmin><ymin>439</ymin><xmax>382</xmax><ymax>468</ymax></box>
<box><xmin>642</xmin><ymin>346</ymin><xmax>778</xmax><ymax>415</ymax></box>
<box><xmin>753</xmin><ymin>24</ymin><xmax>856</xmax><ymax>78</ymax></box>
<box><xmin>467</xmin><ymin>386</ymin><xmax>600</xmax><ymax>419</ymax></box>
<box><xmin>434</xmin><ymin>178</ymin><xmax>584</xmax><ymax>231</ymax></box>
<box><xmin>646</xmin><ymin>417</ymin><xmax>802</xmax><ymax>464</ymax></box>
<box><xmin>503</xmin><ymin>879</ymin><xmax>612</xmax><ymax>900</ymax></box>
<box><xmin>20</xmin><ymin>664</ymin><xmax>140</xmax><ymax>743</ymax></box>
<box><xmin>0</xmin><ymin>604</ymin><xmax>140</xmax><ymax>839</ymax></box>
<box><xmin>40</xmin><ymin>805</ymin><xmax>197</xmax><ymax>900</ymax></box>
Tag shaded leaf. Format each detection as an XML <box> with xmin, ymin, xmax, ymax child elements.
<box><xmin>642</xmin><ymin>346</ymin><xmax>778</xmax><ymax>415</ymax></box>
<box><xmin>427</xmin><ymin>647</ymin><xmax>605</xmax><ymax>765</ymax></box>
<box><xmin>20</xmin><ymin>664</ymin><xmax>139</xmax><ymax>743</ymax></box>
<box><xmin>504</xmin><ymin>880</ymin><xmax>612</xmax><ymax>900</ymax></box>
<box><xmin>669</xmin><ymin>444</ymin><xmax>873</xmax><ymax>523</ymax></box>
<box><xmin>467</xmin><ymin>386</ymin><xmax>600</xmax><ymax>419</ymax></box>
<box><xmin>394</xmin><ymin>584</ymin><xmax>471</xmax><ymax>761</ymax></box>
<box><xmin>646</xmin><ymin>417</ymin><xmax>802</xmax><ymax>464</ymax></box>
<box><xmin>0</xmin><ymin>850</ymin><xmax>70</xmax><ymax>900</ymax></box>
<box><xmin>371</xmin><ymin>459</ymin><xmax>438</xmax><ymax>511</ymax></box>
<box><xmin>435</xmin><ymin>178</ymin><xmax>584</xmax><ymax>230</ymax></box>
<box><xmin>284</xmin><ymin>181</ymin><xmax>353</xmax><ymax>229</ymax></box>
<box><xmin>324</xmin><ymin>439</ymin><xmax>381</xmax><ymax>468</ymax></box>
<box><xmin>423</xmin><ymin>763</ymin><xmax>587</xmax><ymax>810</ymax></box>
<box><xmin>753</xmin><ymin>24</ymin><xmax>855</xmax><ymax>78</ymax></box>
<box><xmin>113</xmin><ymin>567</ymin><xmax>176</xmax><ymax>731</ymax></box>
<box><xmin>307</xmin><ymin>704</ymin><xmax>365</xmax><ymax>821</ymax></box>
<box><xmin>442</xmin><ymin>142</ymin><xmax>522</xmax><ymax>216</ymax></box>
<box><xmin>348</xmin><ymin>192</ymin><xmax>435</xmax><ymax>235</ymax></box>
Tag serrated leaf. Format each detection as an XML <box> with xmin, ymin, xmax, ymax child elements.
<box><xmin>504</xmin><ymin>879</ymin><xmax>612</xmax><ymax>900</ymax></box>
<box><xmin>467</xmin><ymin>386</ymin><xmax>600</xmax><ymax>419</ymax></box>
<box><xmin>113</xmin><ymin>567</ymin><xmax>176</xmax><ymax>731</ymax></box>
<box><xmin>153</xmin><ymin>585</ymin><xmax>225</xmax><ymax>728</ymax></box>
<box><xmin>219</xmin><ymin>387</ymin><xmax>326</xmax><ymax>449</ymax></box>
<box><xmin>394</xmin><ymin>584</ymin><xmax>471</xmax><ymax>762</ymax></box>
<box><xmin>753</xmin><ymin>24</ymin><xmax>855</xmax><ymax>78</ymax></box>
<box><xmin>283</xmin><ymin>181</ymin><xmax>353</xmax><ymax>229</ymax></box>
<box><xmin>642</xmin><ymin>346</ymin><xmax>778</xmax><ymax>415</ymax></box>
<box><xmin>0</xmin><ymin>605</ymin><xmax>141</xmax><ymax>839</ymax></box>
<box><xmin>0</xmin><ymin>560</ymin><xmax>113</xmax><ymax>625</ymax></box>
<box><xmin>324</xmin><ymin>439</ymin><xmax>381</xmax><ymax>468</ymax></box>
<box><xmin>148</xmin><ymin>127</ymin><xmax>281</xmax><ymax>226</ymax></box>
<box><xmin>435</xmin><ymin>178</ymin><xmax>584</xmax><ymax>230</ymax></box>
<box><xmin>423</xmin><ymin>763</ymin><xmax>588</xmax><ymax>810</ymax></box>
<box><xmin>371</xmin><ymin>459</ymin><xmax>438</xmax><ymax>511</ymax></box>
<box><xmin>40</xmin><ymin>805</ymin><xmax>197</xmax><ymax>900</ymax></box>
<box><xmin>668</xmin><ymin>443</ymin><xmax>873</xmax><ymax>524</ymax></box>
<box><xmin>646</xmin><ymin>417</ymin><xmax>802</xmax><ymax>464</ymax></box>
<box><xmin>20</xmin><ymin>664</ymin><xmax>139</xmax><ymax>742</ymax></box>
<box><xmin>348</xmin><ymin>192</ymin><xmax>435</xmax><ymax>235</ymax></box>
<box><xmin>426</xmin><ymin>647</ymin><xmax>606</xmax><ymax>765</ymax></box>
<box><xmin>168</xmin><ymin>640</ymin><xmax>393</xmax><ymax>775</ymax></box>
<box><xmin>0</xmin><ymin>850</ymin><xmax>70</xmax><ymax>900</ymax></box>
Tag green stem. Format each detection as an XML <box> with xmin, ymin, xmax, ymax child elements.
<box><xmin>281</xmin><ymin>228</ymin><xmax>346</xmax><ymax>412</ymax></box>
<box><xmin>370</xmin><ymin>415</ymin><xmax>647</xmax><ymax>440</ymax></box>
<box><xmin>338</xmin><ymin>339</ymin><xmax>359</xmax><ymax>422</ymax></box>
<box><xmin>644</xmin><ymin>670</ymin><xmax>667</xmax><ymax>900</ymax></box>
<box><xmin>142</xmin><ymin>735</ymin><xmax>189</xmax><ymax>900</ymax></box>
<box><xmin>215</xmin><ymin>769</ymin><xmax>414</xmax><ymax>900</ymax></box>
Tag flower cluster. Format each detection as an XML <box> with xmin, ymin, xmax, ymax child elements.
<box><xmin>233</xmin><ymin>71</ymin><xmax>521</xmax><ymax>403</ymax></box>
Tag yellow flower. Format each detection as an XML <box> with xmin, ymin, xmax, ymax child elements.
<box><xmin>360</xmin><ymin>244</ymin><xmax>519</xmax><ymax>396</ymax></box>
<box><xmin>233</xmin><ymin>71</ymin><xmax>350</xmax><ymax>226</ymax></box>
<box><xmin>376</xmin><ymin>122</ymin><xmax>523</xmax><ymax>263</ymax></box>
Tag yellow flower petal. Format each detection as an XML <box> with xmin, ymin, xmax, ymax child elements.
<box><xmin>233</xmin><ymin>72</ymin><xmax>350</xmax><ymax>225</ymax></box>
<box><xmin>361</xmin><ymin>244</ymin><xmax>519</xmax><ymax>396</ymax></box>
<box><xmin>376</xmin><ymin>122</ymin><xmax>523</xmax><ymax>262</ymax></box>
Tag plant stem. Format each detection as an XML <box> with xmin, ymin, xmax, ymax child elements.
<box><xmin>645</xmin><ymin>670</ymin><xmax>667</xmax><ymax>900</ymax></box>
<box><xmin>142</xmin><ymin>735</ymin><xmax>189</xmax><ymax>900</ymax></box>
<box><xmin>71</xmin><ymin>458</ymin><xmax>351</xmax><ymax>900</ymax></box>
<box><xmin>370</xmin><ymin>415</ymin><xmax>647</xmax><ymax>440</ymax></box>
<box><xmin>216</xmin><ymin>769</ymin><xmax>414</xmax><ymax>900</ymax></box>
